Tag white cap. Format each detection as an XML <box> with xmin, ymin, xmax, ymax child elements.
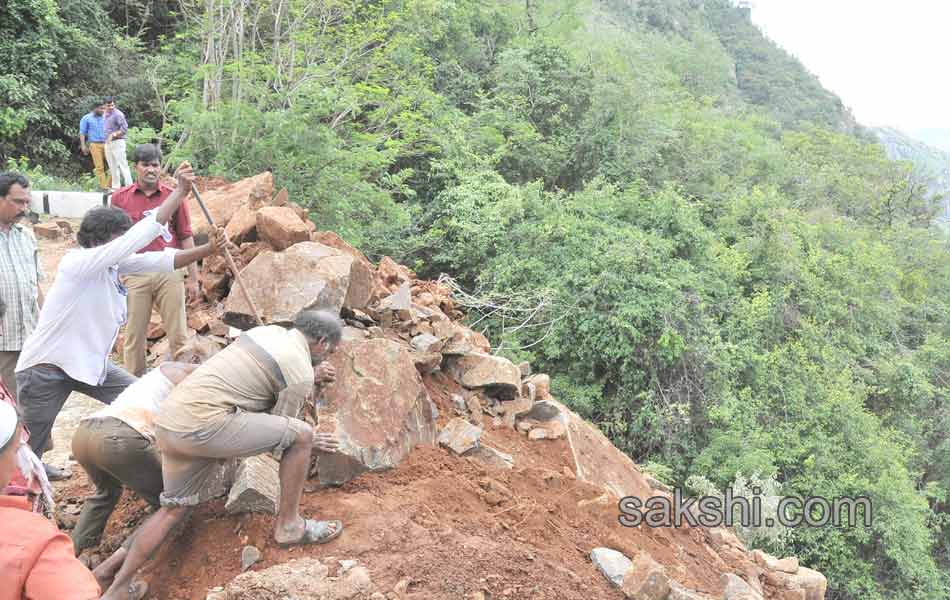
<box><xmin>0</xmin><ymin>402</ymin><xmax>17</xmax><ymax>449</ymax></box>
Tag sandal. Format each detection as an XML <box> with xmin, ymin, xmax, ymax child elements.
<box><xmin>277</xmin><ymin>519</ymin><xmax>343</xmax><ymax>547</ymax></box>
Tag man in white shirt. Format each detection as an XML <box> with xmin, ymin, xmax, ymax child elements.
<box><xmin>15</xmin><ymin>162</ymin><xmax>226</xmax><ymax>478</ymax></box>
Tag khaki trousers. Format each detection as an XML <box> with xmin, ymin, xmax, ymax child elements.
<box><xmin>123</xmin><ymin>271</ymin><xmax>188</xmax><ymax>376</ymax></box>
<box><xmin>71</xmin><ymin>417</ymin><xmax>163</xmax><ymax>553</ymax></box>
<box><xmin>0</xmin><ymin>351</ymin><xmax>19</xmax><ymax>402</ymax></box>
<box><xmin>88</xmin><ymin>142</ymin><xmax>110</xmax><ymax>189</ymax></box>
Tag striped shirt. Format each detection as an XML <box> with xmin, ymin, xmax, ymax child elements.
<box><xmin>0</xmin><ymin>224</ymin><xmax>43</xmax><ymax>351</ymax></box>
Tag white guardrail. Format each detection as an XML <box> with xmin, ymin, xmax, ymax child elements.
<box><xmin>29</xmin><ymin>190</ymin><xmax>111</xmax><ymax>219</ymax></box>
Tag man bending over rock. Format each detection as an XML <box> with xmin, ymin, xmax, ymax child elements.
<box><xmin>98</xmin><ymin>309</ymin><xmax>343</xmax><ymax>600</ymax></box>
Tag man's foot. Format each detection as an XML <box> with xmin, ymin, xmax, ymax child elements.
<box><xmin>44</xmin><ymin>463</ymin><xmax>71</xmax><ymax>481</ymax></box>
<box><xmin>275</xmin><ymin>519</ymin><xmax>343</xmax><ymax>547</ymax></box>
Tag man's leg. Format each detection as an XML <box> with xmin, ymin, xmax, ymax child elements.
<box><xmin>105</xmin><ymin>141</ymin><xmax>120</xmax><ymax>190</ymax></box>
<box><xmin>274</xmin><ymin>421</ymin><xmax>315</xmax><ymax>543</ymax></box>
<box><xmin>99</xmin><ymin>506</ymin><xmax>191</xmax><ymax>600</ymax></box>
<box><xmin>71</xmin><ymin>421</ymin><xmax>124</xmax><ymax>554</ymax></box>
<box><xmin>16</xmin><ymin>364</ymin><xmax>74</xmax><ymax>457</ymax></box>
<box><xmin>155</xmin><ymin>271</ymin><xmax>188</xmax><ymax>358</ymax></box>
<box><xmin>123</xmin><ymin>274</ymin><xmax>154</xmax><ymax>377</ymax></box>
<box><xmin>114</xmin><ymin>139</ymin><xmax>132</xmax><ymax>187</ymax></box>
<box><xmin>89</xmin><ymin>142</ymin><xmax>110</xmax><ymax>189</ymax></box>
<box><xmin>74</xmin><ymin>362</ymin><xmax>137</xmax><ymax>408</ymax></box>
<box><xmin>0</xmin><ymin>351</ymin><xmax>19</xmax><ymax>402</ymax></box>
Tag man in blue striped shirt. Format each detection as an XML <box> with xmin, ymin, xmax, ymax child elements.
<box><xmin>79</xmin><ymin>101</ymin><xmax>110</xmax><ymax>190</ymax></box>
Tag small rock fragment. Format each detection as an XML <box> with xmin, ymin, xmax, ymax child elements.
<box><xmin>241</xmin><ymin>545</ymin><xmax>261</xmax><ymax>572</ymax></box>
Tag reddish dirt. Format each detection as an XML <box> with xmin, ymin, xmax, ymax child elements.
<box><xmin>56</xmin><ymin>373</ymin><xmax>727</xmax><ymax>600</ymax></box>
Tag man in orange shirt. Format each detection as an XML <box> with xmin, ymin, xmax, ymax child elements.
<box><xmin>0</xmin><ymin>401</ymin><xmax>101</xmax><ymax>600</ymax></box>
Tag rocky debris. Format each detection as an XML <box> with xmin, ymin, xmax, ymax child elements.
<box><xmin>373</xmin><ymin>282</ymin><xmax>412</xmax><ymax>324</ymax></box>
<box><xmin>186</xmin><ymin>172</ymin><xmax>273</xmax><ymax>237</ymax></box>
<box><xmin>438</xmin><ymin>417</ymin><xmax>482</xmax><ymax>455</ymax></box>
<box><xmin>55</xmin><ymin>219</ymin><xmax>73</xmax><ymax>234</ymax></box>
<box><xmin>517</xmin><ymin>361</ymin><xmax>532</xmax><ymax>378</ymax></box>
<box><xmin>33</xmin><ymin>222</ymin><xmax>62</xmax><ymax>240</ymax></box>
<box><xmin>411</xmin><ymin>351</ymin><xmax>442</xmax><ymax>375</ymax></box>
<box><xmin>224</xmin><ymin>205</ymin><xmax>259</xmax><ymax>244</ymax></box>
<box><xmin>669</xmin><ymin>582</ymin><xmax>715</xmax><ymax>599</ymax></box>
<box><xmin>410</xmin><ymin>333</ymin><xmax>443</xmax><ymax>354</ymax></box>
<box><xmin>311</xmin><ymin>231</ymin><xmax>373</xmax><ymax>270</ymax></box>
<box><xmin>706</xmin><ymin>527</ymin><xmax>746</xmax><ymax>552</ymax></box>
<box><xmin>752</xmin><ymin>550</ymin><xmax>798</xmax><ymax>574</ymax></box>
<box><xmin>223</xmin><ymin>242</ymin><xmax>373</xmax><ymax>328</ymax></box>
<box><xmin>439</xmin><ymin>322</ymin><xmax>491</xmax><ymax>355</ymax></box>
<box><xmin>762</xmin><ymin>567</ymin><xmax>827</xmax><ymax>600</ymax></box>
<box><xmin>256</xmin><ymin>206</ymin><xmax>310</xmax><ymax>250</ymax></box>
<box><xmin>240</xmin><ymin>545</ymin><xmax>261</xmax><ymax>572</ymax></box>
<box><xmin>465</xmin><ymin>445</ymin><xmax>514</xmax><ymax>470</ymax></box>
<box><xmin>312</xmin><ymin>337</ymin><xmax>438</xmax><ymax>486</ymax></box>
<box><xmin>444</xmin><ymin>352</ymin><xmax>521</xmax><ymax>396</ymax></box>
<box><xmin>223</xmin><ymin>558</ymin><xmax>377</xmax><ymax>599</ymax></box>
<box><xmin>525</xmin><ymin>373</ymin><xmax>551</xmax><ymax>400</ymax></box>
<box><xmin>621</xmin><ymin>552</ymin><xmax>671</xmax><ymax>600</ymax></box>
<box><xmin>225</xmin><ymin>455</ymin><xmax>280</xmax><ymax>515</ymax></box>
<box><xmin>591</xmin><ymin>547</ymin><xmax>632</xmax><ymax>588</ymax></box>
<box><xmin>721</xmin><ymin>573</ymin><xmax>762</xmax><ymax>600</ymax></box>
<box><xmin>376</xmin><ymin>256</ymin><xmax>413</xmax><ymax>291</ymax></box>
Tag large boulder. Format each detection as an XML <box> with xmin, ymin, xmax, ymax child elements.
<box><xmin>223</xmin><ymin>242</ymin><xmax>374</xmax><ymax>328</ymax></box>
<box><xmin>257</xmin><ymin>206</ymin><xmax>310</xmax><ymax>250</ymax></box>
<box><xmin>553</xmin><ymin>399</ymin><xmax>654</xmax><ymax>500</ymax></box>
<box><xmin>621</xmin><ymin>552</ymin><xmax>671</xmax><ymax>600</ymax></box>
<box><xmin>312</xmin><ymin>337</ymin><xmax>438</xmax><ymax>486</ymax></box>
<box><xmin>224</xmin><ymin>205</ymin><xmax>258</xmax><ymax>244</ymax></box>
<box><xmin>187</xmin><ymin>172</ymin><xmax>273</xmax><ymax>236</ymax></box>
<box><xmin>444</xmin><ymin>352</ymin><xmax>521</xmax><ymax>396</ymax></box>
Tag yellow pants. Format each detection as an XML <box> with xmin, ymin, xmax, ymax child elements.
<box><xmin>123</xmin><ymin>271</ymin><xmax>188</xmax><ymax>376</ymax></box>
<box><xmin>88</xmin><ymin>142</ymin><xmax>110</xmax><ymax>189</ymax></box>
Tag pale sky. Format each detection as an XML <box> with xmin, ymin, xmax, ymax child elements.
<box><xmin>750</xmin><ymin>1</ymin><xmax>950</xmax><ymax>134</ymax></box>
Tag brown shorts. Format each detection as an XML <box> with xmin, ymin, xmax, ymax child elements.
<box><xmin>156</xmin><ymin>410</ymin><xmax>309</xmax><ymax>507</ymax></box>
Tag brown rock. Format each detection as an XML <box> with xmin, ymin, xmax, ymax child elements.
<box><xmin>438</xmin><ymin>417</ymin><xmax>482</xmax><ymax>455</ymax></box>
<box><xmin>225</xmin><ymin>558</ymin><xmax>376</xmax><ymax>599</ymax></box>
<box><xmin>526</xmin><ymin>373</ymin><xmax>552</xmax><ymax>399</ymax></box>
<box><xmin>187</xmin><ymin>310</ymin><xmax>213</xmax><ymax>333</ymax></box>
<box><xmin>444</xmin><ymin>352</ymin><xmax>521</xmax><ymax>395</ymax></box>
<box><xmin>187</xmin><ymin>172</ymin><xmax>273</xmax><ymax>236</ymax></box>
<box><xmin>225</xmin><ymin>455</ymin><xmax>280</xmax><ymax>514</ymax></box>
<box><xmin>410</xmin><ymin>333</ymin><xmax>443</xmax><ymax>353</ymax></box>
<box><xmin>784</xmin><ymin>567</ymin><xmax>827</xmax><ymax>600</ymax></box>
<box><xmin>669</xmin><ymin>582</ymin><xmax>715</xmax><ymax>599</ymax></box>
<box><xmin>270</xmin><ymin>187</ymin><xmax>289</xmax><ymax>207</ymax></box>
<box><xmin>202</xmin><ymin>270</ymin><xmax>230</xmax><ymax>303</ymax></box>
<box><xmin>55</xmin><ymin>220</ymin><xmax>73</xmax><ymax>234</ymax></box>
<box><xmin>223</xmin><ymin>242</ymin><xmax>371</xmax><ymax>328</ymax></box>
<box><xmin>621</xmin><ymin>553</ymin><xmax>671</xmax><ymax>600</ymax></box>
<box><xmin>721</xmin><ymin>573</ymin><xmax>762</xmax><ymax>600</ymax></box>
<box><xmin>310</xmin><ymin>232</ymin><xmax>372</xmax><ymax>268</ymax></box>
<box><xmin>287</xmin><ymin>201</ymin><xmax>308</xmax><ymax>222</ymax></box>
<box><xmin>411</xmin><ymin>351</ymin><xmax>442</xmax><ymax>375</ymax></box>
<box><xmin>256</xmin><ymin>206</ymin><xmax>310</xmax><ymax>251</ymax></box>
<box><xmin>225</xmin><ymin>205</ymin><xmax>258</xmax><ymax>244</ymax></box>
<box><xmin>556</xmin><ymin>399</ymin><xmax>654</xmax><ymax>500</ymax></box>
<box><xmin>377</xmin><ymin>256</ymin><xmax>413</xmax><ymax>288</ymax></box>
<box><xmin>312</xmin><ymin>337</ymin><xmax>438</xmax><ymax>486</ymax></box>
<box><xmin>466</xmin><ymin>445</ymin><xmax>514</xmax><ymax>470</ymax></box>
<box><xmin>33</xmin><ymin>222</ymin><xmax>62</xmax><ymax>240</ymax></box>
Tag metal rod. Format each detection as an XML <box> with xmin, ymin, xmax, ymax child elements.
<box><xmin>190</xmin><ymin>182</ymin><xmax>264</xmax><ymax>326</ymax></box>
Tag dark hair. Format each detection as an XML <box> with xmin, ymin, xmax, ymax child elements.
<box><xmin>102</xmin><ymin>96</ymin><xmax>116</xmax><ymax>104</ymax></box>
<box><xmin>294</xmin><ymin>309</ymin><xmax>343</xmax><ymax>345</ymax></box>
<box><xmin>0</xmin><ymin>172</ymin><xmax>29</xmax><ymax>197</ymax></box>
<box><xmin>77</xmin><ymin>207</ymin><xmax>133</xmax><ymax>248</ymax></box>
<box><xmin>133</xmin><ymin>143</ymin><xmax>162</xmax><ymax>164</ymax></box>
<box><xmin>91</xmin><ymin>99</ymin><xmax>104</xmax><ymax>110</ymax></box>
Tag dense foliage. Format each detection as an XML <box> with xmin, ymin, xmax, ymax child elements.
<box><xmin>7</xmin><ymin>0</ymin><xmax>950</xmax><ymax>596</ymax></box>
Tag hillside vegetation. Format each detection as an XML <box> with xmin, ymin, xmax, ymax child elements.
<box><xmin>3</xmin><ymin>0</ymin><xmax>949</xmax><ymax>597</ymax></box>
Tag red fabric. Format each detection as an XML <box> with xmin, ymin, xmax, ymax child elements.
<box><xmin>111</xmin><ymin>182</ymin><xmax>194</xmax><ymax>252</ymax></box>
<box><xmin>0</xmin><ymin>379</ymin><xmax>30</xmax><ymax>495</ymax></box>
<box><xmin>0</xmin><ymin>495</ymin><xmax>101</xmax><ymax>600</ymax></box>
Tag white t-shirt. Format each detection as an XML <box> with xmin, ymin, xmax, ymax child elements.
<box><xmin>16</xmin><ymin>212</ymin><xmax>176</xmax><ymax>386</ymax></box>
<box><xmin>84</xmin><ymin>367</ymin><xmax>175</xmax><ymax>441</ymax></box>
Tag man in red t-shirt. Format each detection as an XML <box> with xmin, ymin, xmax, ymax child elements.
<box><xmin>111</xmin><ymin>144</ymin><xmax>200</xmax><ymax>375</ymax></box>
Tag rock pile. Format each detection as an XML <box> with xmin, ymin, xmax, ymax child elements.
<box><xmin>88</xmin><ymin>172</ymin><xmax>831</xmax><ymax>599</ymax></box>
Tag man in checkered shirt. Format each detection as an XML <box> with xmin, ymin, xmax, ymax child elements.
<box><xmin>0</xmin><ymin>172</ymin><xmax>44</xmax><ymax>404</ymax></box>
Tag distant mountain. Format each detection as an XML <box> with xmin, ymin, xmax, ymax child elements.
<box><xmin>873</xmin><ymin>126</ymin><xmax>950</xmax><ymax>221</ymax></box>
<box><xmin>909</xmin><ymin>128</ymin><xmax>950</xmax><ymax>154</ymax></box>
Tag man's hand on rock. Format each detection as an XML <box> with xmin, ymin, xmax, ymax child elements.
<box><xmin>314</xmin><ymin>362</ymin><xmax>336</xmax><ymax>386</ymax></box>
<box><xmin>313</xmin><ymin>432</ymin><xmax>340</xmax><ymax>453</ymax></box>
